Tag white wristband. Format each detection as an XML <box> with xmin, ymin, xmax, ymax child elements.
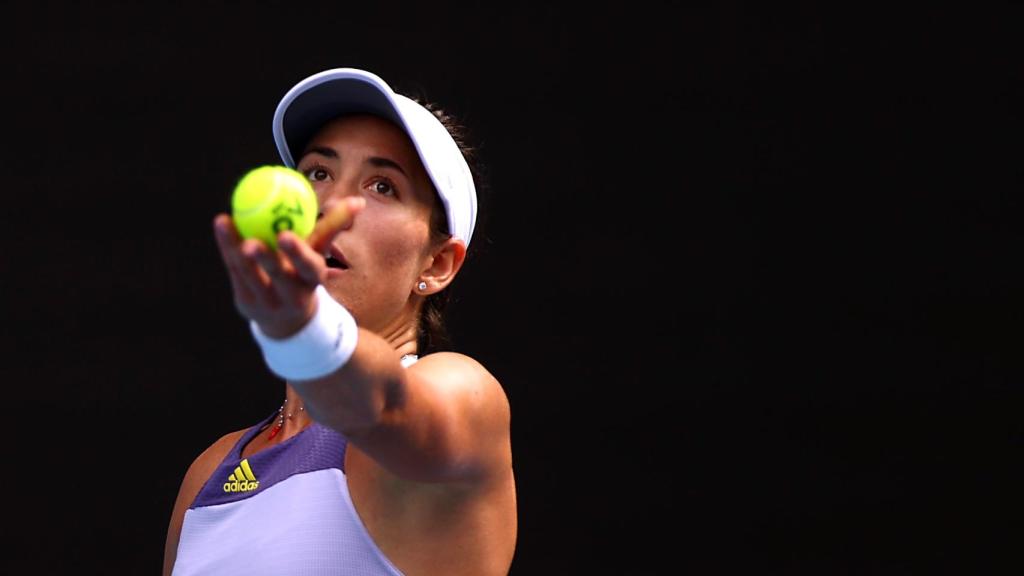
<box><xmin>249</xmin><ymin>285</ymin><xmax>358</xmax><ymax>381</ymax></box>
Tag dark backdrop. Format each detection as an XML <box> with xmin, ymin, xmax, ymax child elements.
<box><xmin>4</xmin><ymin>2</ymin><xmax>1021</xmax><ymax>574</ymax></box>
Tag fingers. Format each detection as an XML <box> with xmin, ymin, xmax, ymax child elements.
<box><xmin>214</xmin><ymin>212</ymin><xmax>289</xmax><ymax>308</ymax></box>
<box><xmin>214</xmin><ymin>212</ymin><xmax>321</xmax><ymax>315</ymax></box>
<box><xmin>308</xmin><ymin>197</ymin><xmax>365</xmax><ymax>253</ymax></box>
<box><xmin>278</xmin><ymin>234</ymin><xmax>325</xmax><ymax>286</ymax></box>
<box><xmin>214</xmin><ymin>214</ymin><xmax>261</xmax><ymax>302</ymax></box>
<box><xmin>251</xmin><ymin>241</ymin><xmax>294</xmax><ymax>286</ymax></box>
<box><xmin>213</xmin><ymin>195</ymin><xmax>363</xmax><ymax>312</ymax></box>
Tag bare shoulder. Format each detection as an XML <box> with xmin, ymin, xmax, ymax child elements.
<box><xmin>171</xmin><ymin>429</ymin><xmax>245</xmax><ymax>516</ymax></box>
<box><xmin>164</xmin><ymin>428</ymin><xmax>249</xmax><ymax>575</ymax></box>
<box><xmin>180</xmin><ymin>429</ymin><xmax>246</xmax><ymax>491</ymax></box>
<box><xmin>412</xmin><ymin>351</ymin><xmax>501</xmax><ymax>387</ymax></box>
<box><xmin>412</xmin><ymin>351</ymin><xmax>510</xmax><ymax>419</ymax></box>
<box><xmin>411</xmin><ymin>351</ymin><xmax>513</xmax><ymax>480</ymax></box>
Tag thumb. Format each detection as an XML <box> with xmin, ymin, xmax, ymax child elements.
<box><xmin>308</xmin><ymin>196</ymin><xmax>365</xmax><ymax>251</ymax></box>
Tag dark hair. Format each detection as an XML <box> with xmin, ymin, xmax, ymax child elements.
<box><xmin>411</xmin><ymin>98</ymin><xmax>489</xmax><ymax>354</ymax></box>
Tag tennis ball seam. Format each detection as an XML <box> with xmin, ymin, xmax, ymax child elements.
<box><xmin>232</xmin><ymin>166</ymin><xmax>318</xmax><ymax>249</ymax></box>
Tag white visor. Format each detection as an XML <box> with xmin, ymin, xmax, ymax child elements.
<box><xmin>272</xmin><ymin>68</ymin><xmax>478</xmax><ymax>247</ymax></box>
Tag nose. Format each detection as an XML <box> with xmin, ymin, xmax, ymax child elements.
<box><xmin>316</xmin><ymin>177</ymin><xmax>359</xmax><ymax>221</ymax></box>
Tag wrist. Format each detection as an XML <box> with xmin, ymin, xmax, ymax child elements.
<box><xmin>249</xmin><ymin>285</ymin><xmax>358</xmax><ymax>381</ymax></box>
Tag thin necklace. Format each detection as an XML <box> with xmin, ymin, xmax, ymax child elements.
<box><xmin>268</xmin><ymin>398</ymin><xmax>304</xmax><ymax>440</ymax></box>
<box><xmin>268</xmin><ymin>355</ymin><xmax>417</xmax><ymax>440</ymax></box>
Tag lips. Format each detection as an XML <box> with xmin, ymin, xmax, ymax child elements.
<box><xmin>324</xmin><ymin>246</ymin><xmax>349</xmax><ymax>269</ymax></box>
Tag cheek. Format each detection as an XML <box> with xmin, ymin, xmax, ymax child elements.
<box><xmin>363</xmin><ymin>213</ymin><xmax>432</xmax><ymax>275</ymax></box>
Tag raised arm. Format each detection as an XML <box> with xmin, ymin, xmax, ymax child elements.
<box><xmin>297</xmin><ymin>342</ymin><xmax>511</xmax><ymax>482</ymax></box>
<box><xmin>213</xmin><ymin>198</ymin><xmax>511</xmax><ymax>483</ymax></box>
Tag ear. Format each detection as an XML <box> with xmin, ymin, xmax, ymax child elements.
<box><xmin>417</xmin><ymin>237</ymin><xmax>467</xmax><ymax>295</ymax></box>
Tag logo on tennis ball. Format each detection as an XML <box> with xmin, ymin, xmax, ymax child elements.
<box><xmin>232</xmin><ymin>165</ymin><xmax>318</xmax><ymax>249</ymax></box>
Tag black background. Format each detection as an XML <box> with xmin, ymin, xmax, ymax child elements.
<box><xmin>4</xmin><ymin>2</ymin><xmax>1022</xmax><ymax>574</ymax></box>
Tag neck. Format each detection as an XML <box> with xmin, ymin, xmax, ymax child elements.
<box><xmin>327</xmin><ymin>283</ymin><xmax>423</xmax><ymax>359</ymax></box>
<box><xmin>380</xmin><ymin>319</ymin><xmax>420</xmax><ymax>360</ymax></box>
<box><xmin>266</xmin><ymin>386</ymin><xmax>311</xmax><ymax>441</ymax></box>
<box><xmin>269</xmin><ymin>300</ymin><xmax>423</xmax><ymax>442</ymax></box>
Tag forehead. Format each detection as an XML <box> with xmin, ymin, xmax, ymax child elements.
<box><xmin>301</xmin><ymin>115</ymin><xmax>439</xmax><ymax>210</ymax></box>
<box><xmin>305</xmin><ymin>114</ymin><xmax>422</xmax><ymax>169</ymax></box>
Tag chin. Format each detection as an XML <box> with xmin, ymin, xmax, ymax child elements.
<box><xmin>319</xmin><ymin>276</ymin><xmax>347</xmax><ymax>302</ymax></box>
<box><xmin>324</xmin><ymin>267</ymin><xmax>347</xmax><ymax>281</ymax></box>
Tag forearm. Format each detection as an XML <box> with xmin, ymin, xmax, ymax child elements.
<box><xmin>248</xmin><ymin>286</ymin><xmax>410</xmax><ymax>440</ymax></box>
<box><xmin>290</xmin><ymin>328</ymin><xmax>406</xmax><ymax>436</ymax></box>
<box><xmin>247</xmin><ymin>286</ymin><xmax>456</xmax><ymax>478</ymax></box>
<box><xmin>293</xmin><ymin>331</ymin><xmax>465</xmax><ymax>481</ymax></box>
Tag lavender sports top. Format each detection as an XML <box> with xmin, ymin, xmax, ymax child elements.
<box><xmin>171</xmin><ymin>413</ymin><xmax>404</xmax><ymax>576</ymax></box>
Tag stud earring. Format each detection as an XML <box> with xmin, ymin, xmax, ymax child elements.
<box><xmin>417</xmin><ymin>281</ymin><xmax>427</xmax><ymax>291</ymax></box>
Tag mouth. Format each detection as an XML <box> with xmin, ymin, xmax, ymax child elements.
<box><xmin>324</xmin><ymin>246</ymin><xmax>349</xmax><ymax>270</ymax></box>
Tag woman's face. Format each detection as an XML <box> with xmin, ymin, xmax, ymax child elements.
<box><xmin>296</xmin><ymin>114</ymin><xmax>439</xmax><ymax>333</ymax></box>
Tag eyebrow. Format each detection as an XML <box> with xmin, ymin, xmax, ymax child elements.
<box><xmin>301</xmin><ymin>146</ymin><xmax>408</xmax><ymax>177</ymax></box>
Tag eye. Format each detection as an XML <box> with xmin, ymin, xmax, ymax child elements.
<box><xmin>370</xmin><ymin>178</ymin><xmax>397</xmax><ymax>197</ymax></box>
<box><xmin>301</xmin><ymin>165</ymin><xmax>331</xmax><ymax>182</ymax></box>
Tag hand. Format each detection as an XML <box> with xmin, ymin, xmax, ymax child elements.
<box><xmin>213</xmin><ymin>197</ymin><xmax>365</xmax><ymax>338</ymax></box>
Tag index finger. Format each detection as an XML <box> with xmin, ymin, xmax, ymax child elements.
<box><xmin>308</xmin><ymin>197</ymin><xmax>365</xmax><ymax>252</ymax></box>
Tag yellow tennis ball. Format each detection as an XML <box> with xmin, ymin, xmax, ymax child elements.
<box><xmin>232</xmin><ymin>165</ymin><xmax>318</xmax><ymax>249</ymax></box>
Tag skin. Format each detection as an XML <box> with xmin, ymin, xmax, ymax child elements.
<box><xmin>162</xmin><ymin>115</ymin><xmax>517</xmax><ymax>576</ymax></box>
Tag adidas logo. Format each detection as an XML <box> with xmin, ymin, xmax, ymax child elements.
<box><xmin>223</xmin><ymin>458</ymin><xmax>260</xmax><ymax>493</ymax></box>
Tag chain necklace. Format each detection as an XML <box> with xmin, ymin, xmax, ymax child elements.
<box><xmin>267</xmin><ymin>355</ymin><xmax>418</xmax><ymax>440</ymax></box>
<box><xmin>267</xmin><ymin>397</ymin><xmax>305</xmax><ymax>440</ymax></box>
